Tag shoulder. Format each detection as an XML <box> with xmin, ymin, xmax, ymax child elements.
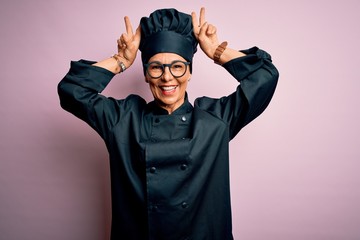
<box><xmin>194</xmin><ymin>96</ymin><xmax>223</xmax><ymax>115</ymax></box>
<box><xmin>119</xmin><ymin>94</ymin><xmax>147</xmax><ymax>110</ymax></box>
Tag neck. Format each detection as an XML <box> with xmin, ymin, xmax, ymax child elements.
<box><xmin>156</xmin><ymin>100</ymin><xmax>184</xmax><ymax>115</ymax></box>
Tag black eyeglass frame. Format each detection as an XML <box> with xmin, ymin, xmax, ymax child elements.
<box><xmin>144</xmin><ymin>60</ymin><xmax>190</xmax><ymax>79</ymax></box>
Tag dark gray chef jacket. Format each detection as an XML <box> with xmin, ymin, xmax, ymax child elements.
<box><xmin>58</xmin><ymin>47</ymin><xmax>279</xmax><ymax>240</ymax></box>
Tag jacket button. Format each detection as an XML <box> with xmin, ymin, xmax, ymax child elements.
<box><xmin>181</xmin><ymin>202</ymin><xmax>189</xmax><ymax>209</ymax></box>
<box><xmin>180</xmin><ymin>164</ymin><xmax>188</xmax><ymax>171</ymax></box>
<box><xmin>181</xmin><ymin>116</ymin><xmax>187</xmax><ymax>122</ymax></box>
<box><xmin>150</xmin><ymin>167</ymin><xmax>156</xmax><ymax>173</ymax></box>
<box><xmin>150</xmin><ymin>204</ymin><xmax>158</xmax><ymax>212</ymax></box>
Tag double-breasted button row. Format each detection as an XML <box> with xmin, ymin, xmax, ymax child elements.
<box><xmin>149</xmin><ymin>202</ymin><xmax>189</xmax><ymax>211</ymax></box>
<box><xmin>149</xmin><ymin>164</ymin><xmax>188</xmax><ymax>173</ymax></box>
<box><xmin>153</xmin><ymin>115</ymin><xmax>187</xmax><ymax>123</ymax></box>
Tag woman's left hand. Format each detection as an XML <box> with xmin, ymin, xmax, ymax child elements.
<box><xmin>192</xmin><ymin>7</ymin><xmax>220</xmax><ymax>60</ymax></box>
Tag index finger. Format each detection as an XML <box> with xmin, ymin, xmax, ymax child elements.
<box><xmin>199</xmin><ymin>7</ymin><xmax>206</xmax><ymax>26</ymax></box>
<box><xmin>191</xmin><ymin>11</ymin><xmax>199</xmax><ymax>32</ymax></box>
<box><xmin>124</xmin><ymin>16</ymin><xmax>133</xmax><ymax>36</ymax></box>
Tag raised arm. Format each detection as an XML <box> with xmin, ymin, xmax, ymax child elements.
<box><xmin>191</xmin><ymin>7</ymin><xmax>245</xmax><ymax>65</ymax></box>
<box><xmin>93</xmin><ymin>16</ymin><xmax>141</xmax><ymax>74</ymax></box>
<box><xmin>192</xmin><ymin>8</ymin><xmax>279</xmax><ymax>140</ymax></box>
<box><xmin>58</xmin><ymin>16</ymin><xmax>143</xmax><ymax>139</ymax></box>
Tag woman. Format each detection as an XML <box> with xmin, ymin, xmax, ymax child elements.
<box><xmin>58</xmin><ymin>7</ymin><xmax>279</xmax><ymax>240</ymax></box>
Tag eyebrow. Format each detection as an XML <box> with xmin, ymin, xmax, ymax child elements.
<box><xmin>149</xmin><ymin>60</ymin><xmax>185</xmax><ymax>64</ymax></box>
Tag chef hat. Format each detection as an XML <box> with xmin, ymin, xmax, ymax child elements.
<box><xmin>139</xmin><ymin>8</ymin><xmax>198</xmax><ymax>73</ymax></box>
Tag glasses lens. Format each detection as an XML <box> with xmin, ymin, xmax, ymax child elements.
<box><xmin>147</xmin><ymin>62</ymin><xmax>163</xmax><ymax>78</ymax></box>
<box><xmin>146</xmin><ymin>61</ymin><xmax>189</xmax><ymax>78</ymax></box>
<box><xmin>170</xmin><ymin>61</ymin><xmax>187</xmax><ymax>78</ymax></box>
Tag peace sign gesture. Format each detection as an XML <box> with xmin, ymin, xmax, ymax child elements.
<box><xmin>191</xmin><ymin>7</ymin><xmax>220</xmax><ymax>60</ymax></box>
<box><xmin>116</xmin><ymin>16</ymin><xmax>141</xmax><ymax>68</ymax></box>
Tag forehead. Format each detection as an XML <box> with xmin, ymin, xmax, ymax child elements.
<box><xmin>148</xmin><ymin>52</ymin><xmax>186</xmax><ymax>63</ymax></box>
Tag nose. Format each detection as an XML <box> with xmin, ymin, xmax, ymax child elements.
<box><xmin>161</xmin><ymin>66</ymin><xmax>173</xmax><ymax>81</ymax></box>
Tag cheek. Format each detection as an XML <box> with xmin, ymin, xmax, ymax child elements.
<box><xmin>178</xmin><ymin>80</ymin><xmax>188</xmax><ymax>93</ymax></box>
<box><xmin>148</xmin><ymin>82</ymin><xmax>158</xmax><ymax>95</ymax></box>
<box><xmin>184</xmin><ymin>73</ymin><xmax>191</xmax><ymax>83</ymax></box>
<box><xmin>179</xmin><ymin>74</ymin><xmax>191</xmax><ymax>87</ymax></box>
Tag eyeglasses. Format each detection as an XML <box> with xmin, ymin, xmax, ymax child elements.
<box><xmin>144</xmin><ymin>60</ymin><xmax>190</xmax><ymax>79</ymax></box>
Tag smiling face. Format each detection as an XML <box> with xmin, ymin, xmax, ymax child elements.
<box><xmin>145</xmin><ymin>53</ymin><xmax>191</xmax><ymax>114</ymax></box>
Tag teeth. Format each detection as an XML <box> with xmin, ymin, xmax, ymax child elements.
<box><xmin>161</xmin><ymin>86</ymin><xmax>176</xmax><ymax>91</ymax></box>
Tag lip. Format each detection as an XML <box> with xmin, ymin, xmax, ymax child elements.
<box><xmin>159</xmin><ymin>85</ymin><xmax>178</xmax><ymax>95</ymax></box>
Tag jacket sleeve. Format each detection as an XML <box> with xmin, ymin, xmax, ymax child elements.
<box><xmin>57</xmin><ymin>60</ymin><xmax>144</xmax><ymax>140</ymax></box>
<box><xmin>194</xmin><ymin>47</ymin><xmax>279</xmax><ymax>140</ymax></box>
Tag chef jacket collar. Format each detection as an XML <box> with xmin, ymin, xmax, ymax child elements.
<box><xmin>146</xmin><ymin>92</ymin><xmax>193</xmax><ymax>115</ymax></box>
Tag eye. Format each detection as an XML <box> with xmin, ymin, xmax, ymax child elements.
<box><xmin>150</xmin><ymin>65</ymin><xmax>162</xmax><ymax>70</ymax></box>
<box><xmin>173</xmin><ymin>64</ymin><xmax>183</xmax><ymax>69</ymax></box>
<box><xmin>171</xmin><ymin>62</ymin><xmax>185</xmax><ymax>70</ymax></box>
<box><xmin>148</xmin><ymin>63</ymin><xmax>163</xmax><ymax>71</ymax></box>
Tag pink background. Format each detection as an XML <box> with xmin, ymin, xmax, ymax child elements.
<box><xmin>1</xmin><ymin>0</ymin><xmax>360</xmax><ymax>239</ymax></box>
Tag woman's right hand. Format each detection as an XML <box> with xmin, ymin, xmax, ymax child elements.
<box><xmin>116</xmin><ymin>16</ymin><xmax>141</xmax><ymax>68</ymax></box>
<box><xmin>93</xmin><ymin>17</ymin><xmax>141</xmax><ymax>74</ymax></box>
